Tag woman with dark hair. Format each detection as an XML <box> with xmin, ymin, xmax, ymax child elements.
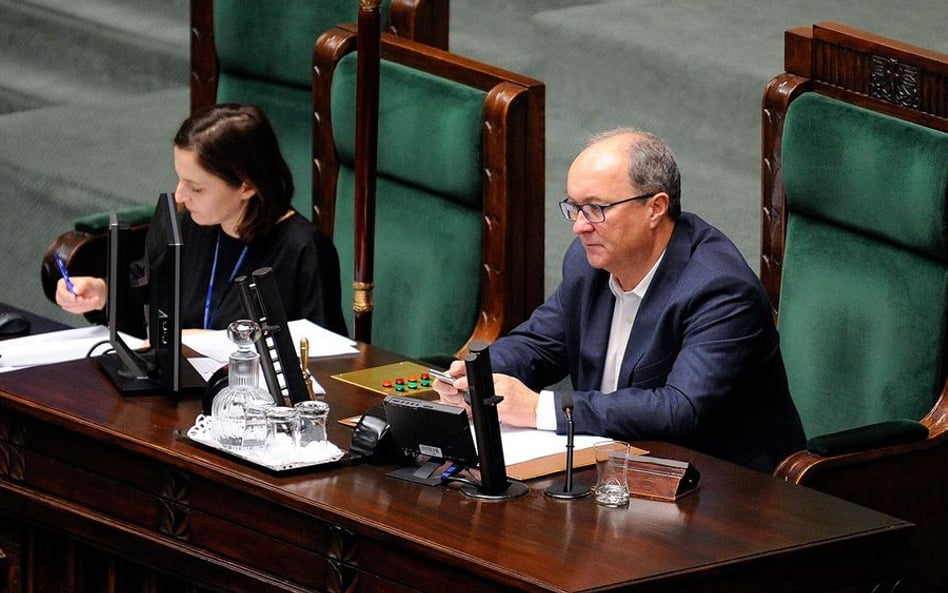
<box><xmin>56</xmin><ymin>104</ymin><xmax>347</xmax><ymax>335</ymax></box>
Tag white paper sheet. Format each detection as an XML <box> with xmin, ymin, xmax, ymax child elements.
<box><xmin>0</xmin><ymin>326</ymin><xmax>147</xmax><ymax>371</ymax></box>
<box><xmin>183</xmin><ymin>319</ymin><xmax>357</xmax><ymax>363</ymax></box>
<box><xmin>499</xmin><ymin>425</ymin><xmax>605</xmax><ymax>466</ymax></box>
<box><xmin>186</xmin><ymin>355</ymin><xmax>326</xmax><ymax>396</ymax></box>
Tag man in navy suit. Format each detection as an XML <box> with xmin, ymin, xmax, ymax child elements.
<box><xmin>435</xmin><ymin>129</ymin><xmax>804</xmax><ymax>472</ymax></box>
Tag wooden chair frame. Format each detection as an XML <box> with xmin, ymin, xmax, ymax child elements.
<box><xmin>761</xmin><ymin>21</ymin><xmax>948</xmax><ymax>591</ymax></box>
<box><xmin>312</xmin><ymin>24</ymin><xmax>545</xmax><ymax>358</ymax></box>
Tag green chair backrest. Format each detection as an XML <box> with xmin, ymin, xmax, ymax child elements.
<box><xmin>779</xmin><ymin>92</ymin><xmax>948</xmax><ymax>439</ymax></box>
<box><xmin>330</xmin><ymin>52</ymin><xmax>485</xmax><ymax>360</ymax></box>
<box><xmin>213</xmin><ymin>0</ymin><xmax>393</xmax><ymax>218</ymax></box>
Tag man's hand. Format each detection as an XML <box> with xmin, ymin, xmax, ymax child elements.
<box><xmin>432</xmin><ymin>361</ymin><xmax>539</xmax><ymax>428</ymax></box>
<box><xmin>432</xmin><ymin>359</ymin><xmax>470</xmax><ymax>412</ymax></box>
<box><xmin>492</xmin><ymin>374</ymin><xmax>539</xmax><ymax>428</ymax></box>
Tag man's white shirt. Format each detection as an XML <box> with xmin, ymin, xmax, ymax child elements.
<box><xmin>535</xmin><ymin>253</ymin><xmax>664</xmax><ymax>430</ymax></box>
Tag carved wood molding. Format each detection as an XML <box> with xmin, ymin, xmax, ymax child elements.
<box><xmin>760</xmin><ymin>73</ymin><xmax>809</xmax><ymax>314</ymax></box>
<box><xmin>189</xmin><ymin>0</ymin><xmax>217</xmax><ymax>113</ymax></box>
<box><xmin>327</xmin><ymin>524</ymin><xmax>360</xmax><ymax>593</ymax></box>
<box><xmin>312</xmin><ymin>27</ymin><xmax>359</xmax><ymax>239</ymax></box>
<box><xmin>157</xmin><ymin>466</ymin><xmax>191</xmax><ymax>541</ymax></box>
<box><xmin>0</xmin><ymin>413</ymin><xmax>25</xmax><ymax>483</ymax></box>
<box><xmin>327</xmin><ymin>524</ymin><xmax>359</xmax><ymax>564</ymax></box>
<box><xmin>803</xmin><ymin>23</ymin><xmax>948</xmax><ymax>130</ymax></box>
<box><xmin>327</xmin><ymin>559</ymin><xmax>359</xmax><ymax>593</ymax></box>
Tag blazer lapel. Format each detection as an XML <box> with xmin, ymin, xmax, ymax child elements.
<box><xmin>577</xmin><ymin>270</ymin><xmax>615</xmax><ymax>390</ymax></box>
<box><xmin>617</xmin><ymin>217</ymin><xmax>693</xmax><ymax>387</ymax></box>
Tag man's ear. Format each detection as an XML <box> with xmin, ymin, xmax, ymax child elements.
<box><xmin>649</xmin><ymin>192</ymin><xmax>670</xmax><ymax>225</ymax></box>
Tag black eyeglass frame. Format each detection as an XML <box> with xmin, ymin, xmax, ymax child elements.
<box><xmin>558</xmin><ymin>191</ymin><xmax>657</xmax><ymax>223</ymax></box>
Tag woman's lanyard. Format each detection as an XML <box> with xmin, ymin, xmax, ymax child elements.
<box><xmin>203</xmin><ymin>231</ymin><xmax>249</xmax><ymax>329</ymax></box>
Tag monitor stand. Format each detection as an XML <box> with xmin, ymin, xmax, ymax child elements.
<box><xmin>97</xmin><ymin>350</ymin><xmax>160</xmax><ymax>396</ymax></box>
<box><xmin>96</xmin><ymin>349</ymin><xmax>204</xmax><ymax>396</ymax></box>
<box><xmin>460</xmin><ymin>480</ymin><xmax>529</xmax><ymax>501</ymax></box>
<box><xmin>387</xmin><ymin>458</ymin><xmax>451</xmax><ymax>486</ymax></box>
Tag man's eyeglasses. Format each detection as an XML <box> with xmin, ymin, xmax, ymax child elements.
<box><xmin>558</xmin><ymin>192</ymin><xmax>657</xmax><ymax>223</ymax></box>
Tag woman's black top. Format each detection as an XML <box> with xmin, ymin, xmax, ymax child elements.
<box><xmin>134</xmin><ymin>209</ymin><xmax>347</xmax><ymax>336</ymax></box>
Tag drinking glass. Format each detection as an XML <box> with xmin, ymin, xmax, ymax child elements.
<box><xmin>594</xmin><ymin>441</ymin><xmax>630</xmax><ymax>507</ymax></box>
<box><xmin>264</xmin><ymin>406</ymin><xmax>300</xmax><ymax>458</ymax></box>
<box><xmin>295</xmin><ymin>400</ymin><xmax>330</xmax><ymax>447</ymax></box>
<box><xmin>240</xmin><ymin>400</ymin><xmax>274</xmax><ymax>452</ymax></box>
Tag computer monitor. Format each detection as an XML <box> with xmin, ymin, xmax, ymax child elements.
<box><xmin>147</xmin><ymin>192</ymin><xmax>187</xmax><ymax>392</ymax></box>
<box><xmin>383</xmin><ymin>395</ymin><xmax>479</xmax><ymax>484</ymax></box>
<box><xmin>97</xmin><ymin>193</ymin><xmax>203</xmax><ymax>395</ymax></box>
<box><xmin>96</xmin><ymin>212</ymin><xmax>151</xmax><ymax>390</ymax></box>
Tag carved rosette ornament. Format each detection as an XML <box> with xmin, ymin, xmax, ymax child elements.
<box><xmin>870</xmin><ymin>54</ymin><xmax>920</xmax><ymax>108</ymax></box>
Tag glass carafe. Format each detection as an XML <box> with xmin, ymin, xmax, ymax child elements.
<box><xmin>211</xmin><ymin>320</ymin><xmax>275</xmax><ymax>449</ymax></box>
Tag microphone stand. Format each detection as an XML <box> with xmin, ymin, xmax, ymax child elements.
<box><xmin>545</xmin><ymin>396</ymin><xmax>592</xmax><ymax>499</ymax></box>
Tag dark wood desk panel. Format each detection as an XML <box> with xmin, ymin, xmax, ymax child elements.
<box><xmin>0</xmin><ymin>343</ymin><xmax>912</xmax><ymax>593</ymax></box>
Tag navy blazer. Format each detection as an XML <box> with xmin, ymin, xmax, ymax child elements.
<box><xmin>490</xmin><ymin>213</ymin><xmax>805</xmax><ymax>472</ymax></box>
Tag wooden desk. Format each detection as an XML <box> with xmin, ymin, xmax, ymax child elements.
<box><xmin>0</xmin><ymin>343</ymin><xmax>912</xmax><ymax>593</ymax></box>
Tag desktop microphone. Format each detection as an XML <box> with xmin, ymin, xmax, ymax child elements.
<box><xmin>544</xmin><ymin>395</ymin><xmax>592</xmax><ymax>500</ymax></box>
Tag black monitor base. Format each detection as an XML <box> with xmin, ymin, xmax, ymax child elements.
<box><xmin>544</xmin><ymin>482</ymin><xmax>592</xmax><ymax>500</ymax></box>
<box><xmin>96</xmin><ymin>351</ymin><xmax>162</xmax><ymax>396</ymax></box>
<box><xmin>387</xmin><ymin>460</ymin><xmax>451</xmax><ymax>486</ymax></box>
<box><xmin>96</xmin><ymin>351</ymin><xmax>205</xmax><ymax>396</ymax></box>
<box><xmin>460</xmin><ymin>480</ymin><xmax>529</xmax><ymax>501</ymax></box>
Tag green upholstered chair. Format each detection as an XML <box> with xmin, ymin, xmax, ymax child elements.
<box><xmin>761</xmin><ymin>22</ymin><xmax>948</xmax><ymax>592</ymax></box>
<box><xmin>312</xmin><ymin>24</ymin><xmax>545</xmax><ymax>362</ymax></box>
<box><xmin>190</xmin><ymin>0</ymin><xmax>450</xmax><ymax>218</ymax></box>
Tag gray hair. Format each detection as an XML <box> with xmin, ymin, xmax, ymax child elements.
<box><xmin>588</xmin><ymin>128</ymin><xmax>682</xmax><ymax>220</ymax></box>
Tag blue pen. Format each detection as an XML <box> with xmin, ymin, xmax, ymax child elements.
<box><xmin>54</xmin><ymin>252</ymin><xmax>77</xmax><ymax>295</ymax></box>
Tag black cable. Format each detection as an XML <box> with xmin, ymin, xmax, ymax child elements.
<box><xmin>86</xmin><ymin>340</ymin><xmax>113</xmax><ymax>358</ymax></box>
<box><xmin>441</xmin><ymin>475</ymin><xmax>480</xmax><ymax>489</ymax></box>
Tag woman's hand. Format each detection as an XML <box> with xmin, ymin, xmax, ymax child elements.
<box><xmin>56</xmin><ymin>276</ymin><xmax>107</xmax><ymax>314</ymax></box>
